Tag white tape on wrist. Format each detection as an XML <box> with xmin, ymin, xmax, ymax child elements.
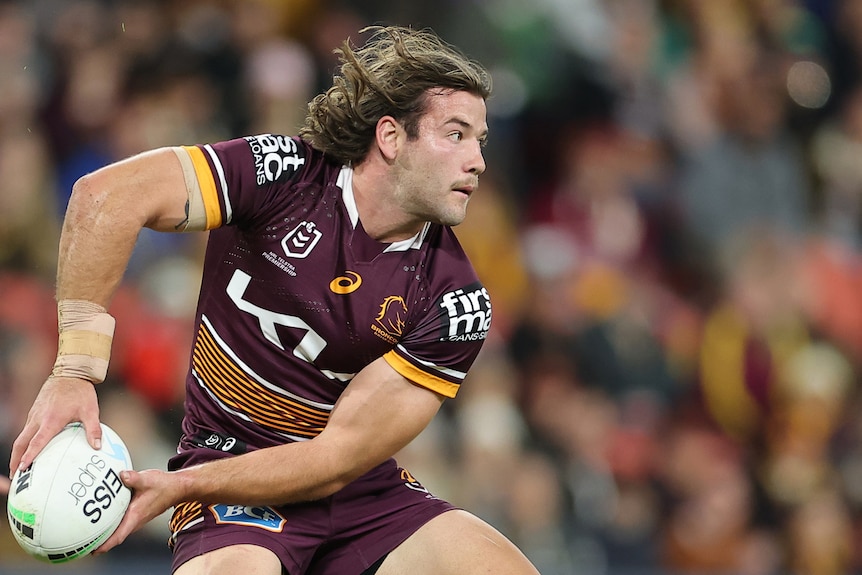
<box><xmin>51</xmin><ymin>299</ymin><xmax>116</xmax><ymax>383</ymax></box>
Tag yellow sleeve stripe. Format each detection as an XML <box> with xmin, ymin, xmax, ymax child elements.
<box><xmin>383</xmin><ymin>350</ymin><xmax>460</xmax><ymax>398</ymax></box>
<box><xmin>182</xmin><ymin>145</ymin><xmax>222</xmax><ymax>229</ymax></box>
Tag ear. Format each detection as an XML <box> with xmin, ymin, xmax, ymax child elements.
<box><xmin>375</xmin><ymin>116</ymin><xmax>402</xmax><ymax>162</ymax></box>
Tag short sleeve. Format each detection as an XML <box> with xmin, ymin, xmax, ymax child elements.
<box><xmin>181</xmin><ymin>134</ymin><xmax>307</xmax><ymax>228</ymax></box>
<box><xmin>384</xmin><ymin>281</ymin><xmax>492</xmax><ymax>398</ymax></box>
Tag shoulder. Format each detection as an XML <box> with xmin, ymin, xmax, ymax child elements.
<box><xmin>193</xmin><ymin>135</ymin><xmax>342</xmax><ymax>230</ymax></box>
<box><xmin>221</xmin><ymin>135</ymin><xmax>340</xmax><ymax>186</ymax></box>
<box><xmin>422</xmin><ymin>226</ymin><xmax>491</xmax><ymax>338</ymax></box>
<box><xmin>424</xmin><ymin>225</ymin><xmax>478</xmax><ymax>279</ymax></box>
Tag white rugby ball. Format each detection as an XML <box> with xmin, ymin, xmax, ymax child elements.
<box><xmin>6</xmin><ymin>422</ymin><xmax>133</xmax><ymax>563</ymax></box>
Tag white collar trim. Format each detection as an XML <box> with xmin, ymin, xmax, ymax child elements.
<box><xmin>337</xmin><ymin>166</ymin><xmax>428</xmax><ymax>252</ymax></box>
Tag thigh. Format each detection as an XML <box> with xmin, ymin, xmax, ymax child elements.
<box><xmin>377</xmin><ymin>510</ymin><xmax>540</xmax><ymax>575</ymax></box>
<box><xmin>174</xmin><ymin>544</ymin><xmax>282</xmax><ymax>575</ymax></box>
<box><xmin>169</xmin><ymin>500</ymin><xmax>328</xmax><ymax>574</ymax></box>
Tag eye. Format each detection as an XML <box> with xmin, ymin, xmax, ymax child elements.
<box><xmin>448</xmin><ymin>131</ymin><xmax>464</xmax><ymax>142</ymax></box>
<box><xmin>478</xmin><ymin>136</ymin><xmax>488</xmax><ymax>148</ymax></box>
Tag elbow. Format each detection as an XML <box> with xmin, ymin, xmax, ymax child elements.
<box><xmin>70</xmin><ymin>170</ymin><xmax>112</xmax><ymax>203</ymax></box>
<box><xmin>307</xmin><ymin>443</ymin><xmax>371</xmax><ymax>500</ymax></box>
<box><xmin>313</xmin><ymin>468</ymin><xmax>361</xmax><ymax>500</ymax></box>
<box><xmin>67</xmin><ymin>169</ymin><xmax>147</xmax><ymax>229</ymax></box>
<box><xmin>62</xmin><ymin>176</ymin><xmax>100</xmax><ymax>234</ymax></box>
<box><xmin>67</xmin><ymin>172</ymin><xmax>113</xmax><ymax>222</ymax></box>
<box><xmin>310</xmin><ymin>480</ymin><xmax>349</xmax><ymax>500</ymax></box>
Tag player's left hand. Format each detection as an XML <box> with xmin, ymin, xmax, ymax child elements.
<box><xmin>93</xmin><ymin>468</ymin><xmax>182</xmax><ymax>555</ymax></box>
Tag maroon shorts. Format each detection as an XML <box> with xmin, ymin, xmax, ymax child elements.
<box><xmin>168</xmin><ymin>452</ymin><xmax>455</xmax><ymax>575</ymax></box>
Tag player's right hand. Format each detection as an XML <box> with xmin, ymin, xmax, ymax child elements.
<box><xmin>94</xmin><ymin>468</ymin><xmax>182</xmax><ymax>555</ymax></box>
<box><xmin>9</xmin><ymin>376</ymin><xmax>101</xmax><ymax>474</ymax></box>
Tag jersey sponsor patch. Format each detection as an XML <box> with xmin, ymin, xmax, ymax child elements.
<box><xmin>438</xmin><ymin>283</ymin><xmax>492</xmax><ymax>342</ymax></box>
<box><xmin>209</xmin><ymin>504</ymin><xmax>287</xmax><ymax>532</ymax></box>
<box><xmin>244</xmin><ymin>134</ymin><xmax>305</xmax><ymax>185</ymax></box>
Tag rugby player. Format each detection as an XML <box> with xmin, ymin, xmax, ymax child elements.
<box><xmin>10</xmin><ymin>26</ymin><xmax>540</xmax><ymax>575</ymax></box>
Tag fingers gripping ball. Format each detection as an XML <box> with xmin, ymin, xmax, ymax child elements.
<box><xmin>6</xmin><ymin>423</ymin><xmax>133</xmax><ymax>563</ymax></box>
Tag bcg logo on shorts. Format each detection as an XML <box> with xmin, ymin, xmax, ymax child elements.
<box><xmin>209</xmin><ymin>504</ymin><xmax>287</xmax><ymax>532</ymax></box>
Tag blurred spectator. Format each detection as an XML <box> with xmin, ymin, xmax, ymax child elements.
<box><xmin>811</xmin><ymin>81</ymin><xmax>862</xmax><ymax>247</ymax></box>
<box><xmin>786</xmin><ymin>487</ymin><xmax>855</xmax><ymax>575</ymax></box>
<box><xmin>762</xmin><ymin>341</ymin><xmax>854</xmax><ymax>507</ymax></box>
<box><xmin>675</xmin><ymin>47</ymin><xmax>811</xmax><ymax>257</ymax></box>
<box><xmin>0</xmin><ymin>130</ymin><xmax>60</xmax><ymax>279</ymax></box>
<box><xmin>696</xmin><ymin>229</ymin><xmax>810</xmax><ymax>442</ymax></box>
<box><xmin>504</xmin><ymin>451</ymin><xmax>577</xmax><ymax>575</ymax></box>
<box><xmin>658</xmin><ymin>424</ymin><xmax>783</xmax><ymax>575</ymax></box>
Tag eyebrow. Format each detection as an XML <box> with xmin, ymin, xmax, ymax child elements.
<box><xmin>448</xmin><ymin>118</ymin><xmax>489</xmax><ymax>139</ymax></box>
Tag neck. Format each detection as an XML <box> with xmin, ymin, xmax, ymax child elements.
<box><xmin>351</xmin><ymin>164</ymin><xmax>424</xmax><ymax>243</ymax></box>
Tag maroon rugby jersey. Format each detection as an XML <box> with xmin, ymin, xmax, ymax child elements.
<box><xmin>173</xmin><ymin>134</ymin><xmax>492</xmax><ymax>453</ymax></box>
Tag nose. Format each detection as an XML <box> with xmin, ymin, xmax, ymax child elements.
<box><xmin>468</xmin><ymin>141</ymin><xmax>486</xmax><ymax>176</ymax></box>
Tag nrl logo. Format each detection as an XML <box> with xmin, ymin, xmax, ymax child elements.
<box><xmin>282</xmin><ymin>221</ymin><xmax>322</xmax><ymax>258</ymax></box>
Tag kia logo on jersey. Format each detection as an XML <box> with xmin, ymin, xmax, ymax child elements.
<box><xmin>282</xmin><ymin>221</ymin><xmax>322</xmax><ymax>258</ymax></box>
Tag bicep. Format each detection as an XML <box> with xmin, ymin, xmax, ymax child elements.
<box><xmin>71</xmin><ymin>147</ymin><xmax>192</xmax><ymax>232</ymax></box>
<box><xmin>58</xmin><ymin>148</ymin><xmax>197</xmax><ymax>303</ymax></box>
<box><xmin>315</xmin><ymin>356</ymin><xmax>445</xmax><ymax>484</ymax></box>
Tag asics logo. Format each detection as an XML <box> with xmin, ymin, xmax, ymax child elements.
<box><xmin>330</xmin><ymin>271</ymin><xmax>362</xmax><ymax>294</ymax></box>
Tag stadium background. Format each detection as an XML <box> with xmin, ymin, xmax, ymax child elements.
<box><xmin>2</xmin><ymin>0</ymin><xmax>862</xmax><ymax>573</ymax></box>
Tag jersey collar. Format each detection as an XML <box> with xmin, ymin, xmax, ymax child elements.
<box><xmin>337</xmin><ymin>166</ymin><xmax>429</xmax><ymax>252</ymax></box>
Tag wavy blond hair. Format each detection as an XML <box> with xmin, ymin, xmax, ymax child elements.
<box><xmin>300</xmin><ymin>26</ymin><xmax>491</xmax><ymax>165</ymax></box>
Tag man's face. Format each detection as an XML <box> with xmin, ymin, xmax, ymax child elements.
<box><xmin>393</xmin><ymin>89</ymin><xmax>488</xmax><ymax>227</ymax></box>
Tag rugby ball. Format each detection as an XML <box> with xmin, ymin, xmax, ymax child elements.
<box><xmin>6</xmin><ymin>422</ymin><xmax>133</xmax><ymax>563</ymax></box>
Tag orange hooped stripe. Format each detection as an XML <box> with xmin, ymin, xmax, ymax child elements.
<box><xmin>182</xmin><ymin>145</ymin><xmax>222</xmax><ymax>229</ymax></box>
<box><xmin>383</xmin><ymin>350</ymin><xmax>460</xmax><ymax>398</ymax></box>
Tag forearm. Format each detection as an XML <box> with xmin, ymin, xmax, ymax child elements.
<box><xmin>49</xmin><ymin>173</ymin><xmax>148</xmax><ymax>385</ymax></box>
<box><xmin>174</xmin><ymin>439</ymin><xmax>353</xmax><ymax>506</ymax></box>
<box><xmin>170</xmin><ymin>361</ymin><xmax>445</xmax><ymax>507</ymax></box>
<box><xmin>56</xmin><ymin>175</ymin><xmax>142</xmax><ymax>305</ymax></box>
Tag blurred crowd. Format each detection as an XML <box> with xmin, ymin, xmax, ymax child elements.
<box><xmin>4</xmin><ymin>0</ymin><xmax>862</xmax><ymax>573</ymax></box>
